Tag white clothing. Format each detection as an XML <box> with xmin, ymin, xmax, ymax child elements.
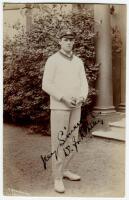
<box><xmin>42</xmin><ymin>51</ymin><xmax>88</xmax><ymax>110</ymax></box>
<box><xmin>42</xmin><ymin>51</ymin><xmax>88</xmax><ymax>180</ymax></box>
<box><xmin>51</xmin><ymin>107</ymin><xmax>81</xmax><ymax>179</ymax></box>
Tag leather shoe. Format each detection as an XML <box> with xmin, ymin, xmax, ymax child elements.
<box><xmin>63</xmin><ymin>170</ymin><xmax>81</xmax><ymax>181</ymax></box>
<box><xmin>54</xmin><ymin>178</ymin><xmax>65</xmax><ymax>193</ymax></box>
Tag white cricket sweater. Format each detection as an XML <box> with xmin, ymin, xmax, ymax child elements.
<box><xmin>42</xmin><ymin>51</ymin><xmax>89</xmax><ymax>110</ymax></box>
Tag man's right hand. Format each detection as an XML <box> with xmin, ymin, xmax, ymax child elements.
<box><xmin>61</xmin><ymin>96</ymin><xmax>76</xmax><ymax>108</ymax></box>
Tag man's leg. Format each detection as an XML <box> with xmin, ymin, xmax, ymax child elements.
<box><xmin>63</xmin><ymin>107</ymin><xmax>81</xmax><ymax>179</ymax></box>
<box><xmin>51</xmin><ymin>109</ymin><xmax>70</xmax><ymax>180</ymax></box>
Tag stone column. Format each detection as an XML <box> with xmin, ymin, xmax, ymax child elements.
<box><xmin>118</xmin><ymin>50</ymin><xmax>126</xmax><ymax>112</ymax></box>
<box><xmin>94</xmin><ymin>5</ymin><xmax>115</xmax><ymax>114</ymax></box>
<box><xmin>118</xmin><ymin>5</ymin><xmax>126</xmax><ymax>112</ymax></box>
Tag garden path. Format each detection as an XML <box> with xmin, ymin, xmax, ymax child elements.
<box><xmin>3</xmin><ymin>123</ymin><xmax>125</xmax><ymax>197</ymax></box>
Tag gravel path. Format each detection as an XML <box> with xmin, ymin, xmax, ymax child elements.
<box><xmin>3</xmin><ymin>123</ymin><xmax>125</xmax><ymax>197</ymax></box>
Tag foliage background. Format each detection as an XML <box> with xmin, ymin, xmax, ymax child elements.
<box><xmin>3</xmin><ymin>5</ymin><xmax>100</xmax><ymax>134</ymax></box>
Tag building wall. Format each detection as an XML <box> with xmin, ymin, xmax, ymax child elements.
<box><xmin>3</xmin><ymin>3</ymin><xmax>93</xmax><ymax>39</ymax></box>
<box><xmin>3</xmin><ymin>4</ymin><xmax>26</xmax><ymax>40</ymax></box>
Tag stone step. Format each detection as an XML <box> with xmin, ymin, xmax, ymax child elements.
<box><xmin>92</xmin><ymin>117</ymin><xmax>125</xmax><ymax>141</ymax></box>
<box><xmin>92</xmin><ymin>129</ymin><xmax>125</xmax><ymax>141</ymax></box>
<box><xmin>109</xmin><ymin>118</ymin><xmax>125</xmax><ymax>128</ymax></box>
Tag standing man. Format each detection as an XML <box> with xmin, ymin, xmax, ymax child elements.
<box><xmin>42</xmin><ymin>29</ymin><xmax>89</xmax><ymax>193</ymax></box>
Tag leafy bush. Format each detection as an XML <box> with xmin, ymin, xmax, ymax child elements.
<box><xmin>3</xmin><ymin>5</ymin><xmax>99</xmax><ymax>132</ymax></box>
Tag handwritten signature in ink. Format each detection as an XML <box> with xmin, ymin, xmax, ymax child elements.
<box><xmin>41</xmin><ymin>112</ymin><xmax>103</xmax><ymax>170</ymax></box>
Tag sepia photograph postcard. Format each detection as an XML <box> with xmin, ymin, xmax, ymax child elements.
<box><xmin>1</xmin><ymin>0</ymin><xmax>129</xmax><ymax>199</ymax></box>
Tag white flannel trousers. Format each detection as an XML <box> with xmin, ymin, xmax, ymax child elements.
<box><xmin>51</xmin><ymin>107</ymin><xmax>81</xmax><ymax>179</ymax></box>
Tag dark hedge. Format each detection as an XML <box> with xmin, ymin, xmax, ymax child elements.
<box><xmin>3</xmin><ymin>7</ymin><xmax>100</xmax><ymax>133</ymax></box>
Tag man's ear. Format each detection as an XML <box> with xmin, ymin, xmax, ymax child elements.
<box><xmin>72</xmin><ymin>39</ymin><xmax>75</xmax><ymax>43</ymax></box>
<box><xmin>58</xmin><ymin>38</ymin><xmax>62</xmax><ymax>46</ymax></box>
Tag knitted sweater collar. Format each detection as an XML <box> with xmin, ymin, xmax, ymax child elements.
<box><xmin>59</xmin><ymin>49</ymin><xmax>73</xmax><ymax>60</ymax></box>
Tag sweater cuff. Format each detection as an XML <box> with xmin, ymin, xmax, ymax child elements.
<box><xmin>56</xmin><ymin>94</ymin><xmax>64</xmax><ymax>101</ymax></box>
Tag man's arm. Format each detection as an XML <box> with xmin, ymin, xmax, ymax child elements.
<box><xmin>79</xmin><ymin>61</ymin><xmax>89</xmax><ymax>102</ymax></box>
<box><xmin>42</xmin><ymin>57</ymin><xmax>63</xmax><ymax>101</ymax></box>
<box><xmin>42</xmin><ymin>57</ymin><xmax>77</xmax><ymax>108</ymax></box>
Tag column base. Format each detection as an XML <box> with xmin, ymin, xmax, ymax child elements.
<box><xmin>93</xmin><ymin>106</ymin><xmax>116</xmax><ymax>115</ymax></box>
<box><xmin>118</xmin><ymin>103</ymin><xmax>125</xmax><ymax>112</ymax></box>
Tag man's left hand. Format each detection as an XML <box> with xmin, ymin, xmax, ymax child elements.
<box><xmin>75</xmin><ymin>97</ymin><xmax>85</xmax><ymax>106</ymax></box>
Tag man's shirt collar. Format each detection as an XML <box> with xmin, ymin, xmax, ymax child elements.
<box><xmin>59</xmin><ymin>49</ymin><xmax>73</xmax><ymax>60</ymax></box>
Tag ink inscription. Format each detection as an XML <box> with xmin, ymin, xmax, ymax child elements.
<box><xmin>41</xmin><ymin>112</ymin><xmax>103</xmax><ymax>170</ymax></box>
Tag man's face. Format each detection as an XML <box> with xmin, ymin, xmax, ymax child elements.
<box><xmin>59</xmin><ymin>37</ymin><xmax>75</xmax><ymax>53</ymax></box>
